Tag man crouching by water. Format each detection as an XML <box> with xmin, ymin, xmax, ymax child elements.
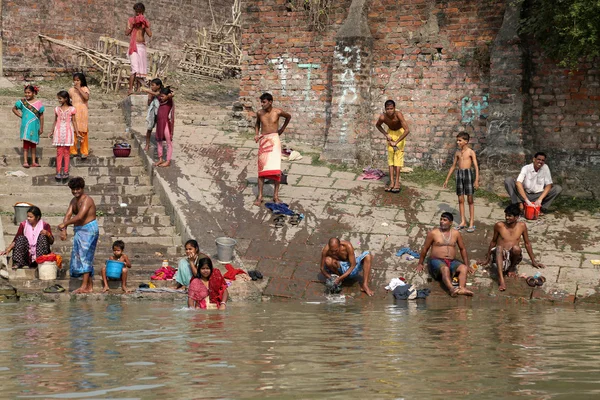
<box><xmin>416</xmin><ymin>212</ymin><xmax>474</xmax><ymax>296</ymax></box>
<box><xmin>320</xmin><ymin>238</ymin><xmax>374</xmax><ymax>296</ymax></box>
<box><xmin>58</xmin><ymin>177</ymin><xmax>99</xmax><ymax>294</ymax></box>
<box><xmin>478</xmin><ymin>204</ymin><xmax>545</xmax><ymax>292</ymax></box>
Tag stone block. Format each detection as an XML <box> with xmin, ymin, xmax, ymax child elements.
<box><xmin>297</xmin><ymin>176</ymin><xmax>336</xmax><ymax>188</ymax></box>
<box><xmin>331</xmin><ymin>171</ymin><xmax>358</xmax><ymax>180</ymax></box>
<box><xmin>289</xmin><ymin>164</ymin><xmax>331</xmax><ymax>177</ymax></box>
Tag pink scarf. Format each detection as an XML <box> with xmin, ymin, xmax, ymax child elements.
<box><xmin>24</xmin><ymin>219</ymin><xmax>44</xmax><ymax>261</ymax></box>
<box><xmin>128</xmin><ymin>15</ymin><xmax>149</xmax><ymax>55</ymax></box>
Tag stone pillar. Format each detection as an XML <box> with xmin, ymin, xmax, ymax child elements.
<box><xmin>480</xmin><ymin>1</ymin><xmax>527</xmax><ymax>191</ymax></box>
<box><xmin>322</xmin><ymin>0</ymin><xmax>373</xmax><ymax>165</ymax></box>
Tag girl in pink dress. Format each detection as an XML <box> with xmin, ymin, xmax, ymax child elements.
<box><xmin>49</xmin><ymin>91</ymin><xmax>80</xmax><ymax>181</ymax></box>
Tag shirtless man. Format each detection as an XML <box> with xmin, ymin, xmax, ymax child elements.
<box><xmin>478</xmin><ymin>204</ymin><xmax>545</xmax><ymax>291</ymax></box>
<box><xmin>254</xmin><ymin>93</ymin><xmax>291</xmax><ymax>206</ymax></box>
<box><xmin>126</xmin><ymin>3</ymin><xmax>152</xmax><ymax>94</ymax></box>
<box><xmin>58</xmin><ymin>177</ymin><xmax>99</xmax><ymax>294</ymax></box>
<box><xmin>375</xmin><ymin>100</ymin><xmax>410</xmax><ymax>192</ymax></box>
<box><xmin>416</xmin><ymin>212</ymin><xmax>474</xmax><ymax>296</ymax></box>
<box><xmin>320</xmin><ymin>238</ymin><xmax>374</xmax><ymax>296</ymax></box>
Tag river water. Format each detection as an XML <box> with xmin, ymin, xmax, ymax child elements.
<box><xmin>1</xmin><ymin>299</ymin><xmax>599</xmax><ymax>399</ymax></box>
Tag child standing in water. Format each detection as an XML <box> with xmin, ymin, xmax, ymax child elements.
<box><xmin>154</xmin><ymin>87</ymin><xmax>174</xmax><ymax>167</ymax></box>
<box><xmin>12</xmin><ymin>85</ymin><xmax>44</xmax><ymax>168</ymax></box>
<box><xmin>49</xmin><ymin>91</ymin><xmax>80</xmax><ymax>181</ymax></box>
<box><xmin>68</xmin><ymin>73</ymin><xmax>90</xmax><ymax>159</ymax></box>
<box><xmin>443</xmin><ymin>132</ymin><xmax>480</xmax><ymax>232</ymax></box>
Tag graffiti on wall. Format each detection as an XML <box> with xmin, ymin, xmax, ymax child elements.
<box><xmin>461</xmin><ymin>95</ymin><xmax>488</xmax><ymax>124</ymax></box>
<box><xmin>334</xmin><ymin>46</ymin><xmax>360</xmax><ymax>143</ymax></box>
<box><xmin>268</xmin><ymin>57</ymin><xmax>321</xmax><ymax>101</ymax></box>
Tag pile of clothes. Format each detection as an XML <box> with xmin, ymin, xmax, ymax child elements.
<box><xmin>385</xmin><ymin>277</ymin><xmax>430</xmax><ymax>300</ymax></box>
<box><xmin>36</xmin><ymin>253</ymin><xmax>63</xmax><ymax>269</ymax></box>
<box><xmin>151</xmin><ymin>266</ymin><xmax>176</xmax><ymax>280</ymax></box>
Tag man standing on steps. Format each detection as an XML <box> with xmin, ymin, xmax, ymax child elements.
<box><xmin>254</xmin><ymin>92</ymin><xmax>291</xmax><ymax>206</ymax></box>
<box><xmin>58</xmin><ymin>177</ymin><xmax>99</xmax><ymax>294</ymax></box>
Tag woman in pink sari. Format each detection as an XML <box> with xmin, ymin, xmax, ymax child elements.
<box><xmin>0</xmin><ymin>206</ymin><xmax>53</xmax><ymax>269</ymax></box>
<box><xmin>187</xmin><ymin>257</ymin><xmax>229</xmax><ymax>310</ymax></box>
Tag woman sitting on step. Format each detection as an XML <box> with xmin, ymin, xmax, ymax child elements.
<box><xmin>0</xmin><ymin>206</ymin><xmax>54</xmax><ymax>269</ymax></box>
<box><xmin>174</xmin><ymin>239</ymin><xmax>209</xmax><ymax>290</ymax></box>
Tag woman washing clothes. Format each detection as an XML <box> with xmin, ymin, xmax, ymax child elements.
<box><xmin>188</xmin><ymin>257</ymin><xmax>229</xmax><ymax>310</ymax></box>
<box><xmin>174</xmin><ymin>239</ymin><xmax>209</xmax><ymax>289</ymax></box>
<box><xmin>0</xmin><ymin>206</ymin><xmax>53</xmax><ymax>269</ymax></box>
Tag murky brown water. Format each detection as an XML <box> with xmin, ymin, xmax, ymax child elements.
<box><xmin>1</xmin><ymin>299</ymin><xmax>599</xmax><ymax>399</ymax></box>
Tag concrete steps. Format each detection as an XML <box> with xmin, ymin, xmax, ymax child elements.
<box><xmin>0</xmin><ymin>95</ymin><xmax>184</xmax><ymax>291</ymax></box>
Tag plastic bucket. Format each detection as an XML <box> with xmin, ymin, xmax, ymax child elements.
<box><xmin>215</xmin><ymin>237</ymin><xmax>237</xmax><ymax>264</ymax></box>
<box><xmin>38</xmin><ymin>261</ymin><xmax>57</xmax><ymax>281</ymax></box>
<box><xmin>106</xmin><ymin>260</ymin><xmax>125</xmax><ymax>279</ymax></box>
<box><xmin>13</xmin><ymin>202</ymin><xmax>34</xmax><ymax>225</ymax></box>
<box><xmin>524</xmin><ymin>203</ymin><xmax>541</xmax><ymax>220</ymax></box>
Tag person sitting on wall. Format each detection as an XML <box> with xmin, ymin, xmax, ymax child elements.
<box><xmin>0</xmin><ymin>206</ymin><xmax>53</xmax><ymax>269</ymax></box>
<box><xmin>504</xmin><ymin>152</ymin><xmax>562</xmax><ymax>213</ymax></box>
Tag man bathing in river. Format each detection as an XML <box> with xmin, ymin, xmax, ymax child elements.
<box><xmin>478</xmin><ymin>204</ymin><xmax>545</xmax><ymax>291</ymax></box>
<box><xmin>416</xmin><ymin>212</ymin><xmax>474</xmax><ymax>296</ymax></box>
<box><xmin>58</xmin><ymin>177</ymin><xmax>99</xmax><ymax>294</ymax></box>
<box><xmin>320</xmin><ymin>238</ymin><xmax>374</xmax><ymax>296</ymax></box>
<box><xmin>254</xmin><ymin>93</ymin><xmax>291</xmax><ymax>206</ymax></box>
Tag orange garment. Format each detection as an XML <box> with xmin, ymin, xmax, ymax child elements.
<box><xmin>70</xmin><ymin>132</ymin><xmax>89</xmax><ymax>156</ymax></box>
<box><xmin>68</xmin><ymin>86</ymin><xmax>90</xmax><ymax>156</ymax></box>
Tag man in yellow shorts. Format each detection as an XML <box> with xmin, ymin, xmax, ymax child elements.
<box><xmin>375</xmin><ymin>100</ymin><xmax>410</xmax><ymax>193</ymax></box>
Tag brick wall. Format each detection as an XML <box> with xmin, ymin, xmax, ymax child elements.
<box><xmin>527</xmin><ymin>52</ymin><xmax>600</xmax><ymax>195</ymax></box>
<box><xmin>1</xmin><ymin>0</ymin><xmax>233</xmax><ymax>79</ymax></box>
<box><xmin>241</xmin><ymin>0</ymin><xmax>506</xmax><ymax>167</ymax></box>
<box><xmin>241</xmin><ymin>0</ymin><xmax>600</xmax><ymax>195</ymax></box>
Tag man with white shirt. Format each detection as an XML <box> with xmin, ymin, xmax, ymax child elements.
<box><xmin>504</xmin><ymin>152</ymin><xmax>562</xmax><ymax>212</ymax></box>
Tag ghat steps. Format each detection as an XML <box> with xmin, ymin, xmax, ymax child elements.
<box><xmin>0</xmin><ymin>96</ymin><xmax>183</xmax><ymax>291</ymax></box>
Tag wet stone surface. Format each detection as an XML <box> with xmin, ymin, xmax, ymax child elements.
<box><xmin>129</xmin><ymin>100</ymin><xmax>600</xmax><ymax>304</ymax></box>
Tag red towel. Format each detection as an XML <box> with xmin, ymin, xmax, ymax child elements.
<box><xmin>223</xmin><ymin>263</ymin><xmax>246</xmax><ymax>280</ymax></box>
<box><xmin>128</xmin><ymin>15</ymin><xmax>150</xmax><ymax>55</ymax></box>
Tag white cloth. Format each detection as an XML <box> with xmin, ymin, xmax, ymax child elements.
<box><xmin>517</xmin><ymin>163</ymin><xmax>553</xmax><ymax>194</ymax></box>
<box><xmin>385</xmin><ymin>278</ymin><xmax>407</xmax><ymax>291</ymax></box>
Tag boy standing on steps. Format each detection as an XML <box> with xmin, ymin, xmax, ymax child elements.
<box><xmin>443</xmin><ymin>132</ymin><xmax>480</xmax><ymax>232</ymax></box>
<box><xmin>254</xmin><ymin>92</ymin><xmax>291</xmax><ymax>206</ymax></box>
<box><xmin>101</xmin><ymin>240</ymin><xmax>133</xmax><ymax>294</ymax></box>
<box><xmin>375</xmin><ymin>100</ymin><xmax>410</xmax><ymax>193</ymax></box>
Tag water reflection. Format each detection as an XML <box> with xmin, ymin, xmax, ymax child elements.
<box><xmin>0</xmin><ymin>301</ymin><xmax>598</xmax><ymax>398</ymax></box>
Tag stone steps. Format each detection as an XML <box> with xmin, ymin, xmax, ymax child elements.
<box><xmin>0</xmin><ymin>94</ymin><xmax>184</xmax><ymax>292</ymax></box>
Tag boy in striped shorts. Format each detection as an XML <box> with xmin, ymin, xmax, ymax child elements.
<box><xmin>443</xmin><ymin>132</ymin><xmax>480</xmax><ymax>232</ymax></box>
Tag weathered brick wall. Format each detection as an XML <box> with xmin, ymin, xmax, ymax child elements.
<box><xmin>241</xmin><ymin>0</ymin><xmax>506</xmax><ymax>168</ymax></box>
<box><xmin>240</xmin><ymin>1</ymin><xmax>347</xmax><ymax>144</ymax></box>
<box><xmin>527</xmin><ymin>53</ymin><xmax>600</xmax><ymax>195</ymax></box>
<box><xmin>241</xmin><ymin>0</ymin><xmax>600</xmax><ymax>195</ymax></box>
<box><xmin>1</xmin><ymin>0</ymin><xmax>233</xmax><ymax>79</ymax></box>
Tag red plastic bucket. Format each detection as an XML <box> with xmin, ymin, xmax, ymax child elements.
<box><xmin>524</xmin><ymin>203</ymin><xmax>541</xmax><ymax>220</ymax></box>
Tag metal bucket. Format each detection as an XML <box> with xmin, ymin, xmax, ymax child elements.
<box><xmin>13</xmin><ymin>202</ymin><xmax>34</xmax><ymax>225</ymax></box>
<box><xmin>215</xmin><ymin>237</ymin><xmax>237</xmax><ymax>264</ymax></box>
